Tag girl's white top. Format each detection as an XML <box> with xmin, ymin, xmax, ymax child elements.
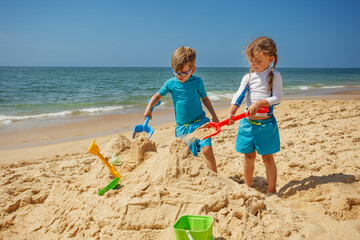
<box><xmin>231</xmin><ymin>65</ymin><xmax>283</xmax><ymax>116</ymax></box>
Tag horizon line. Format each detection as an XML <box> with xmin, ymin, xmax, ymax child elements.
<box><xmin>1</xmin><ymin>66</ymin><xmax>360</xmax><ymax>69</ymax></box>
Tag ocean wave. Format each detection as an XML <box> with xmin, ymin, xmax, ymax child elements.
<box><xmin>79</xmin><ymin>105</ymin><xmax>124</xmax><ymax>113</ymax></box>
<box><xmin>321</xmin><ymin>85</ymin><xmax>345</xmax><ymax>89</ymax></box>
<box><xmin>208</xmin><ymin>85</ymin><xmax>351</xmax><ymax>98</ymax></box>
<box><xmin>0</xmin><ymin>105</ymin><xmax>124</xmax><ymax>125</ymax></box>
<box><xmin>207</xmin><ymin>92</ymin><xmax>234</xmax><ymax>101</ymax></box>
<box><xmin>284</xmin><ymin>85</ymin><xmax>348</xmax><ymax>91</ymax></box>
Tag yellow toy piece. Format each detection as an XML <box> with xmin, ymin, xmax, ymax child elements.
<box><xmin>88</xmin><ymin>139</ymin><xmax>122</xmax><ymax>179</ymax></box>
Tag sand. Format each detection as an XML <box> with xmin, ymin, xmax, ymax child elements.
<box><xmin>0</xmin><ymin>99</ymin><xmax>360</xmax><ymax>240</ymax></box>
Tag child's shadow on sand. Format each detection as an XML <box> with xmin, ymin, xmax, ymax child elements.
<box><xmin>229</xmin><ymin>175</ymin><xmax>268</xmax><ymax>194</ymax></box>
<box><xmin>277</xmin><ymin>173</ymin><xmax>357</xmax><ymax>198</ymax></box>
<box><xmin>229</xmin><ymin>173</ymin><xmax>357</xmax><ymax>197</ymax></box>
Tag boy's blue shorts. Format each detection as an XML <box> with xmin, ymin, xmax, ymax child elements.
<box><xmin>175</xmin><ymin>117</ymin><xmax>212</xmax><ymax>156</ymax></box>
<box><xmin>235</xmin><ymin>116</ymin><xmax>280</xmax><ymax>155</ymax></box>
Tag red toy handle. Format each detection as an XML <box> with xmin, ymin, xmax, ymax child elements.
<box><xmin>217</xmin><ymin>107</ymin><xmax>269</xmax><ymax>128</ymax></box>
<box><xmin>233</xmin><ymin>107</ymin><xmax>268</xmax><ymax>120</ymax></box>
<box><xmin>201</xmin><ymin>107</ymin><xmax>269</xmax><ymax>140</ymax></box>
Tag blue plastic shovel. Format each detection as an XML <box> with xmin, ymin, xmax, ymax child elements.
<box><xmin>132</xmin><ymin>99</ymin><xmax>161</xmax><ymax>139</ymax></box>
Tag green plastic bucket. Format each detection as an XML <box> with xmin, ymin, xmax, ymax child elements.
<box><xmin>173</xmin><ymin>215</ymin><xmax>213</xmax><ymax>240</ymax></box>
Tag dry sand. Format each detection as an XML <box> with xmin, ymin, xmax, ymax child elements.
<box><xmin>1</xmin><ymin>99</ymin><xmax>360</xmax><ymax>239</ymax></box>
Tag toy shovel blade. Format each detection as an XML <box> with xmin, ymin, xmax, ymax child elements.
<box><xmin>132</xmin><ymin>118</ymin><xmax>154</xmax><ymax>139</ymax></box>
<box><xmin>201</xmin><ymin>107</ymin><xmax>269</xmax><ymax>140</ymax></box>
<box><xmin>132</xmin><ymin>124</ymin><xmax>144</xmax><ymax>138</ymax></box>
<box><xmin>132</xmin><ymin>99</ymin><xmax>160</xmax><ymax>139</ymax></box>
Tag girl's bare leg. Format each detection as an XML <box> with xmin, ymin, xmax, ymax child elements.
<box><xmin>262</xmin><ymin>154</ymin><xmax>277</xmax><ymax>193</ymax></box>
<box><xmin>244</xmin><ymin>151</ymin><xmax>256</xmax><ymax>187</ymax></box>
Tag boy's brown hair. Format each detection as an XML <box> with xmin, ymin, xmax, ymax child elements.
<box><xmin>171</xmin><ymin>46</ymin><xmax>196</xmax><ymax>72</ymax></box>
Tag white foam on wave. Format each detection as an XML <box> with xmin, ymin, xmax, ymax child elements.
<box><xmin>207</xmin><ymin>92</ymin><xmax>234</xmax><ymax>101</ymax></box>
<box><xmin>0</xmin><ymin>119</ymin><xmax>12</xmax><ymax>125</ymax></box>
<box><xmin>285</xmin><ymin>85</ymin><xmax>313</xmax><ymax>91</ymax></box>
<box><xmin>0</xmin><ymin>111</ymin><xmax>72</xmax><ymax>123</ymax></box>
<box><xmin>287</xmin><ymin>85</ymin><xmax>348</xmax><ymax>91</ymax></box>
<box><xmin>80</xmin><ymin>105</ymin><xmax>124</xmax><ymax>113</ymax></box>
<box><xmin>0</xmin><ymin>105</ymin><xmax>124</xmax><ymax>125</ymax></box>
<box><xmin>321</xmin><ymin>85</ymin><xmax>345</xmax><ymax>89</ymax></box>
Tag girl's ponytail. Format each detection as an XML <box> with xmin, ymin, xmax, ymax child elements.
<box><xmin>268</xmin><ymin>53</ymin><xmax>278</xmax><ymax>92</ymax></box>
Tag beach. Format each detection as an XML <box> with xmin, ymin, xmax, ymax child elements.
<box><xmin>1</xmin><ymin>91</ymin><xmax>360</xmax><ymax>239</ymax></box>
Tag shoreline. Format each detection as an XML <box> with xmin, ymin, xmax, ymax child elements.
<box><xmin>0</xmin><ymin>90</ymin><xmax>359</xmax><ymax>163</ymax></box>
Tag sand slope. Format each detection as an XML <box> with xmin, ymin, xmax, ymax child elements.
<box><xmin>0</xmin><ymin>100</ymin><xmax>359</xmax><ymax>240</ymax></box>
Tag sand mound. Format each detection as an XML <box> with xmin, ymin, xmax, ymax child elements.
<box><xmin>0</xmin><ymin>134</ymin><xmax>278</xmax><ymax>239</ymax></box>
<box><xmin>102</xmin><ymin>133</ymin><xmax>131</xmax><ymax>158</ymax></box>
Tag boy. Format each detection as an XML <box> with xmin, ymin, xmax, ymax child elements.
<box><xmin>144</xmin><ymin>46</ymin><xmax>219</xmax><ymax>172</ymax></box>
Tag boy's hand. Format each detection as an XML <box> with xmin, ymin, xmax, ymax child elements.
<box><xmin>212</xmin><ymin>115</ymin><xmax>219</xmax><ymax>123</ymax></box>
<box><xmin>144</xmin><ymin>109</ymin><xmax>152</xmax><ymax>120</ymax></box>
<box><xmin>144</xmin><ymin>93</ymin><xmax>162</xmax><ymax>120</ymax></box>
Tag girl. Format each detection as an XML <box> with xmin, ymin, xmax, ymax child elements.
<box><xmin>228</xmin><ymin>37</ymin><xmax>283</xmax><ymax>194</ymax></box>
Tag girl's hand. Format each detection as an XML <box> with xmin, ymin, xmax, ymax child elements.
<box><xmin>247</xmin><ymin>103</ymin><xmax>260</xmax><ymax>116</ymax></box>
<box><xmin>247</xmin><ymin>100</ymin><xmax>270</xmax><ymax>115</ymax></box>
<box><xmin>227</xmin><ymin>113</ymin><xmax>235</xmax><ymax>125</ymax></box>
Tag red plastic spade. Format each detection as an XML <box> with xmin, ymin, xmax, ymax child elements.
<box><xmin>201</xmin><ymin>108</ymin><xmax>269</xmax><ymax>140</ymax></box>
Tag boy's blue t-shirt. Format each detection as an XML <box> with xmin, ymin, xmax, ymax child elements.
<box><xmin>158</xmin><ymin>75</ymin><xmax>207</xmax><ymax>125</ymax></box>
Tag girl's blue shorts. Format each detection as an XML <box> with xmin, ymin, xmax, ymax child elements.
<box><xmin>235</xmin><ymin>116</ymin><xmax>280</xmax><ymax>155</ymax></box>
<box><xmin>175</xmin><ymin>117</ymin><xmax>212</xmax><ymax>156</ymax></box>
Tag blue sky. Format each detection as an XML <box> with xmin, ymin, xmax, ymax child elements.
<box><xmin>1</xmin><ymin>0</ymin><xmax>359</xmax><ymax>68</ymax></box>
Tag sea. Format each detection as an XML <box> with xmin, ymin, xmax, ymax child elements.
<box><xmin>1</xmin><ymin>67</ymin><xmax>360</xmax><ymax>128</ymax></box>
